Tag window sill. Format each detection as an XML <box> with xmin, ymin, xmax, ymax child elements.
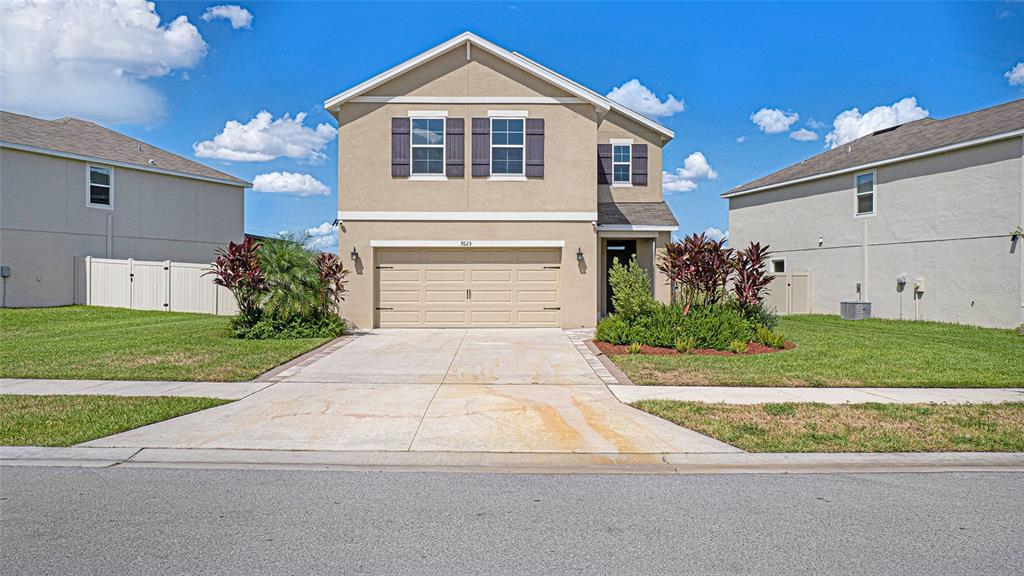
<box><xmin>86</xmin><ymin>203</ymin><xmax>113</xmax><ymax>210</ymax></box>
<box><xmin>854</xmin><ymin>212</ymin><xmax>876</xmax><ymax>218</ymax></box>
<box><xmin>409</xmin><ymin>174</ymin><xmax>448</xmax><ymax>182</ymax></box>
<box><xmin>611</xmin><ymin>182</ymin><xmax>633</xmax><ymax>188</ymax></box>
<box><xmin>488</xmin><ymin>175</ymin><xmax>527</xmax><ymax>182</ymax></box>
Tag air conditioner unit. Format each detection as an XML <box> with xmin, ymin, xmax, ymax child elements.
<box><xmin>840</xmin><ymin>301</ymin><xmax>871</xmax><ymax>320</ymax></box>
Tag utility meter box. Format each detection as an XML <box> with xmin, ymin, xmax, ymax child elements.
<box><xmin>840</xmin><ymin>301</ymin><xmax>872</xmax><ymax>320</ymax></box>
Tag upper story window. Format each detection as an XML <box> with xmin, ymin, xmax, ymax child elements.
<box><xmin>491</xmin><ymin>118</ymin><xmax>524</xmax><ymax>175</ymax></box>
<box><xmin>771</xmin><ymin>258</ymin><xmax>786</xmax><ymax>274</ymax></box>
<box><xmin>855</xmin><ymin>171</ymin><xmax>875</xmax><ymax>216</ymax></box>
<box><xmin>612</xmin><ymin>144</ymin><xmax>631</xmax><ymax>184</ymax></box>
<box><xmin>411</xmin><ymin>117</ymin><xmax>445</xmax><ymax>175</ymax></box>
<box><xmin>87</xmin><ymin>164</ymin><xmax>112</xmax><ymax>209</ymax></box>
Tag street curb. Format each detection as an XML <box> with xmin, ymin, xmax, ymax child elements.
<box><xmin>3</xmin><ymin>446</ymin><xmax>1022</xmax><ymax>475</ymax></box>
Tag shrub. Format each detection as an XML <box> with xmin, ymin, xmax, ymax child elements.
<box><xmin>733</xmin><ymin>242</ymin><xmax>775</xmax><ymax>309</ymax></box>
<box><xmin>679</xmin><ymin>303</ymin><xmax>755</xmax><ymax>351</ymax></box>
<box><xmin>1018</xmin><ymin>324</ymin><xmax>1024</xmax><ymax>337</ymax></box>
<box><xmin>737</xmin><ymin>300</ymin><xmax>779</xmax><ymax>330</ymax></box>
<box><xmin>608</xmin><ymin>255</ymin><xmax>656</xmax><ymax>321</ymax></box>
<box><xmin>594</xmin><ymin>314</ymin><xmax>635</xmax><ymax>344</ymax></box>
<box><xmin>233</xmin><ymin>314</ymin><xmax>346</xmax><ymax>340</ymax></box>
<box><xmin>259</xmin><ymin>236</ymin><xmax>322</xmax><ymax>320</ymax></box>
<box><xmin>658</xmin><ymin>233</ymin><xmax>733</xmax><ymax>312</ymax></box>
<box><xmin>628</xmin><ymin>342</ymin><xmax>643</xmax><ymax>355</ymax></box>
<box><xmin>674</xmin><ymin>336</ymin><xmax>695</xmax><ymax>353</ymax></box>
<box><xmin>632</xmin><ymin>303</ymin><xmax>687</xmax><ymax>347</ymax></box>
<box><xmin>755</xmin><ymin>325</ymin><xmax>786</xmax><ymax>349</ymax></box>
<box><xmin>729</xmin><ymin>339</ymin><xmax>749</xmax><ymax>354</ymax></box>
<box><xmin>206</xmin><ymin>238</ymin><xmax>267</xmax><ymax>324</ymax></box>
<box><xmin>314</xmin><ymin>253</ymin><xmax>349</xmax><ymax>316</ymax></box>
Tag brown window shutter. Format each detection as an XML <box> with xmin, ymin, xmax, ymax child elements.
<box><xmin>471</xmin><ymin>118</ymin><xmax>490</xmax><ymax>177</ymax></box>
<box><xmin>525</xmin><ymin>118</ymin><xmax>545</xmax><ymax>178</ymax></box>
<box><xmin>631</xmin><ymin>143</ymin><xmax>648</xmax><ymax>186</ymax></box>
<box><xmin>391</xmin><ymin>118</ymin><xmax>410</xmax><ymax>177</ymax></box>
<box><xmin>597</xmin><ymin>144</ymin><xmax>612</xmax><ymax>185</ymax></box>
<box><xmin>446</xmin><ymin>118</ymin><xmax>465</xmax><ymax>178</ymax></box>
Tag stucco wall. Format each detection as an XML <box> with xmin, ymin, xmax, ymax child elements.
<box><xmin>728</xmin><ymin>137</ymin><xmax>1024</xmax><ymax>328</ymax></box>
<box><xmin>0</xmin><ymin>148</ymin><xmax>244</xmax><ymax>307</ymax></box>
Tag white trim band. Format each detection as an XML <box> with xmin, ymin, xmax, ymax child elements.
<box><xmin>351</xmin><ymin>96</ymin><xmax>585</xmax><ymax>105</ymax></box>
<box><xmin>597</xmin><ymin>225</ymin><xmax>678</xmax><ymax>232</ymax></box>
<box><xmin>0</xmin><ymin>141</ymin><xmax>251</xmax><ymax>188</ymax></box>
<box><xmin>371</xmin><ymin>240</ymin><xmax>565</xmax><ymax>248</ymax></box>
<box><xmin>487</xmin><ymin>109</ymin><xmax>528</xmax><ymax>117</ymax></box>
<box><xmin>407</xmin><ymin>110</ymin><xmax>448</xmax><ymax>117</ymax></box>
<box><xmin>339</xmin><ymin>211</ymin><xmax>597</xmax><ymax>222</ymax></box>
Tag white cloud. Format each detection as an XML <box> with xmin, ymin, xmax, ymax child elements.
<box><xmin>824</xmin><ymin>97</ymin><xmax>929</xmax><ymax>149</ymax></box>
<box><xmin>735</xmin><ymin>136</ymin><xmax>747</xmax><ymax>144</ymax></box>
<box><xmin>0</xmin><ymin>0</ymin><xmax>207</xmax><ymax>124</ymax></box>
<box><xmin>662</xmin><ymin>152</ymin><xmax>718</xmax><ymax>193</ymax></box>
<box><xmin>1006</xmin><ymin>62</ymin><xmax>1024</xmax><ymax>86</ymax></box>
<box><xmin>193</xmin><ymin>111</ymin><xmax>337</xmax><ymax>162</ymax></box>
<box><xmin>806</xmin><ymin>118</ymin><xmax>826</xmax><ymax>129</ymax></box>
<box><xmin>304</xmin><ymin>222</ymin><xmax>338</xmax><ymax>253</ymax></box>
<box><xmin>606</xmin><ymin>79</ymin><xmax>685</xmax><ymax>118</ymax></box>
<box><xmin>789</xmin><ymin>128</ymin><xmax>819</xmax><ymax>141</ymax></box>
<box><xmin>750</xmin><ymin>108</ymin><xmax>799</xmax><ymax>134</ymax></box>
<box><xmin>702</xmin><ymin>227</ymin><xmax>728</xmax><ymax>243</ymax></box>
<box><xmin>201</xmin><ymin>5</ymin><xmax>253</xmax><ymax>29</ymax></box>
<box><xmin>252</xmin><ymin>172</ymin><xmax>330</xmax><ymax>196</ymax></box>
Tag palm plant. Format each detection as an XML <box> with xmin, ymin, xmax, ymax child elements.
<box><xmin>258</xmin><ymin>235</ymin><xmax>320</xmax><ymax>320</ymax></box>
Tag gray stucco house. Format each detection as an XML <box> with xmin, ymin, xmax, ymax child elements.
<box><xmin>0</xmin><ymin>111</ymin><xmax>250</xmax><ymax>308</ymax></box>
<box><xmin>726</xmin><ymin>99</ymin><xmax>1023</xmax><ymax>328</ymax></box>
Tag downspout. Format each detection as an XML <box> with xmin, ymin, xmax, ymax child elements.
<box><xmin>105</xmin><ymin>213</ymin><xmax>113</xmax><ymax>258</ymax></box>
<box><xmin>862</xmin><ymin>219</ymin><xmax>869</xmax><ymax>304</ymax></box>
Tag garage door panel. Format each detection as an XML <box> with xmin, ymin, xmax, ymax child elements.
<box><xmin>515</xmin><ymin>249</ymin><xmax>560</xmax><ymax>264</ymax></box>
<box><xmin>424</xmin><ymin>310</ymin><xmax>468</xmax><ymax>324</ymax></box>
<box><xmin>471</xmin><ymin>269</ymin><xmax>513</xmax><ymax>282</ymax></box>
<box><xmin>425</xmin><ymin>289</ymin><xmax>466</xmax><ymax>303</ymax></box>
<box><xmin>517</xmin><ymin>310</ymin><xmax>559</xmax><ymax>324</ymax></box>
<box><xmin>471</xmin><ymin>289</ymin><xmax>513</xmax><ymax>303</ymax></box>
<box><xmin>470</xmin><ymin>250</ymin><xmax>513</xmax><ymax>263</ymax></box>
<box><xmin>379</xmin><ymin>250</ymin><xmax>422</xmax><ymax>264</ymax></box>
<box><xmin>470</xmin><ymin>310</ymin><xmax>513</xmax><ymax>324</ymax></box>
<box><xmin>379</xmin><ymin>310</ymin><xmax>421</xmax><ymax>325</ymax></box>
<box><xmin>517</xmin><ymin>290</ymin><xmax>558</xmax><ymax>303</ymax></box>
<box><xmin>379</xmin><ymin>290</ymin><xmax>420</xmax><ymax>303</ymax></box>
<box><xmin>380</xmin><ymin>269</ymin><xmax>420</xmax><ymax>282</ymax></box>
<box><xmin>426</xmin><ymin>250</ymin><xmax>468</xmax><ymax>264</ymax></box>
<box><xmin>425</xmin><ymin>269</ymin><xmax>466</xmax><ymax>282</ymax></box>
<box><xmin>517</xmin><ymin>269</ymin><xmax>557</xmax><ymax>282</ymax></box>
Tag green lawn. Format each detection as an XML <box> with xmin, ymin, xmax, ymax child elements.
<box><xmin>612</xmin><ymin>315</ymin><xmax>1024</xmax><ymax>387</ymax></box>
<box><xmin>633</xmin><ymin>400</ymin><xmax>1024</xmax><ymax>452</ymax></box>
<box><xmin>0</xmin><ymin>394</ymin><xmax>230</xmax><ymax>447</ymax></box>
<box><xmin>0</xmin><ymin>306</ymin><xmax>332</xmax><ymax>381</ymax></box>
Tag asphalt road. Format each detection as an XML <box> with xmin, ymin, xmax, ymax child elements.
<box><xmin>1</xmin><ymin>467</ymin><xmax>1021</xmax><ymax>575</ymax></box>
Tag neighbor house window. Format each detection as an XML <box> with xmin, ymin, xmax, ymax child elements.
<box><xmin>771</xmin><ymin>258</ymin><xmax>786</xmax><ymax>274</ymax></box>
<box><xmin>87</xmin><ymin>165</ymin><xmax>112</xmax><ymax>208</ymax></box>
<box><xmin>411</xmin><ymin>118</ymin><xmax>445</xmax><ymax>175</ymax></box>
<box><xmin>855</xmin><ymin>171</ymin><xmax>875</xmax><ymax>216</ymax></box>
<box><xmin>612</xmin><ymin>144</ymin><xmax>631</xmax><ymax>184</ymax></box>
<box><xmin>491</xmin><ymin>118</ymin><xmax>524</xmax><ymax>175</ymax></box>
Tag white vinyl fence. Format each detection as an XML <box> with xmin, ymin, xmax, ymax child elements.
<box><xmin>763</xmin><ymin>271</ymin><xmax>812</xmax><ymax>315</ymax></box>
<box><xmin>75</xmin><ymin>257</ymin><xmax>238</xmax><ymax>316</ymax></box>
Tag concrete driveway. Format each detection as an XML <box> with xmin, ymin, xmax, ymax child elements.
<box><xmin>86</xmin><ymin>329</ymin><xmax>738</xmax><ymax>454</ymax></box>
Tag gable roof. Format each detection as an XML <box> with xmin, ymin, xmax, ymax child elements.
<box><xmin>725</xmin><ymin>98</ymin><xmax>1024</xmax><ymax>198</ymax></box>
<box><xmin>323</xmin><ymin>31</ymin><xmax>674</xmax><ymax>140</ymax></box>
<box><xmin>0</xmin><ymin>111</ymin><xmax>250</xmax><ymax>187</ymax></box>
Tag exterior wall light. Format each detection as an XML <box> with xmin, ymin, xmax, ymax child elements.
<box><xmin>350</xmin><ymin>247</ymin><xmax>359</xmax><ymax>261</ymax></box>
<box><xmin>576</xmin><ymin>247</ymin><xmax>584</xmax><ymax>261</ymax></box>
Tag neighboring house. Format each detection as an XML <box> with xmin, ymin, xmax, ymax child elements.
<box><xmin>324</xmin><ymin>32</ymin><xmax>678</xmax><ymax>328</ymax></box>
<box><xmin>0</xmin><ymin>111</ymin><xmax>250</xmax><ymax>308</ymax></box>
<box><xmin>727</xmin><ymin>99</ymin><xmax>1024</xmax><ymax>328</ymax></box>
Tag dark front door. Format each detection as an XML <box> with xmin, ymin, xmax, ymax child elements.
<box><xmin>605</xmin><ymin>239</ymin><xmax>637</xmax><ymax>314</ymax></box>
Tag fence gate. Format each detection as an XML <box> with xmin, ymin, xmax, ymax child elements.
<box><xmin>764</xmin><ymin>272</ymin><xmax>811</xmax><ymax>315</ymax></box>
<box><xmin>75</xmin><ymin>257</ymin><xmax>237</xmax><ymax>316</ymax></box>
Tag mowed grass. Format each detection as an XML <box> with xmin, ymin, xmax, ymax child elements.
<box><xmin>0</xmin><ymin>306</ymin><xmax>332</xmax><ymax>381</ymax></box>
<box><xmin>633</xmin><ymin>400</ymin><xmax>1024</xmax><ymax>452</ymax></box>
<box><xmin>0</xmin><ymin>394</ymin><xmax>230</xmax><ymax>447</ymax></box>
<box><xmin>612</xmin><ymin>315</ymin><xmax>1024</xmax><ymax>387</ymax></box>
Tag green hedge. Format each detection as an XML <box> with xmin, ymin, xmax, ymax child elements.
<box><xmin>596</xmin><ymin>302</ymin><xmax>758</xmax><ymax>350</ymax></box>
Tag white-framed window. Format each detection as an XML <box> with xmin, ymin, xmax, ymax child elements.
<box><xmin>612</xmin><ymin>145</ymin><xmax>631</xmax><ymax>184</ymax></box>
<box><xmin>410</xmin><ymin>117</ymin><xmax>445</xmax><ymax>176</ymax></box>
<box><xmin>855</xmin><ymin>170</ymin><xmax>875</xmax><ymax>217</ymax></box>
<box><xmin>86</xmin><ymin>164</ymin><xmax>113</xmax><ymax>209</ymax></box>
<box><xmin>490</xmin><ymin>117</ymin><xmax>524</xmax><ymax>176</ymax></box>
<box><xmin>771</xmin><ymin>258</ymin><xmax>787</xmax><ymax>274</ymax></box>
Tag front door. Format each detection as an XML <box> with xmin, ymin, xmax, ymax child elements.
<box><xmin>605</xmin><ymin>240</ymin><xmax>637</xmax><ymax>314</ymax></box>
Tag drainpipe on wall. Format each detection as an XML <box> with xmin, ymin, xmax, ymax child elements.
<box><xmin>105</xmin><ymin>213</ymin><xmax>113</xmax><ymax>258</ymax></box>
<box><xmin>862</xmin><ymin>219</ymin><xmax>869</xmax><ymax>303</ymax></box>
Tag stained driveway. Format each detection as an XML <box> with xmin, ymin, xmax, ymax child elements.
<box><xmin>86</xmin><ymin>329</ymin><xmax>738</xmax><ymax>454</ymax></box>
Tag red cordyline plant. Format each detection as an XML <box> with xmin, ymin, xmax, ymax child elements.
<box><xmin>657</xmin><ymin>233</ymin><xmax>734</xmax><ymax>313</ymax></box>
<box><xmin>314</xmin><ymin>252</ymin><xmax>349</xmax><ymax>316</ymax></box>
<box><xmin>206</xmin><ymin>237</ymin><xmax>267</xmax><ymax>322</ymax></box>
<box><xmin>732</xmin><ymin>242</ymin><xmax>775</xmax><ymax>308</ymax></box>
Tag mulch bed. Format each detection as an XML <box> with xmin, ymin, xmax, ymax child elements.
<box><xmin>593</xmin><ymin>339</ymin><xmax>795</xmax><ymax>357</ymax></box>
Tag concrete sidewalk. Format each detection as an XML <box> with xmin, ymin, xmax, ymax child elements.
<box><xmin>0</xmin><ymin>378</ymin><xmax>268</xmax><ymax>399</ymax></box>
<box><xmin>610</xmin><ymin>385</ymin><xmax>1024</xmax><ymax>405</ymax></box>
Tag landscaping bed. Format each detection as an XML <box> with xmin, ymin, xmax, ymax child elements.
<box><xmin>594</xmin><ymin>339</ymin><xmax>793</xmax><ymax>356</ymax></box>
<box><xmin>633</xmin><ymin>400</ymin><xmax>1024</xmax><ymax>452</ymax></box>
<box><xmin>0</xmin><ymin>394</ymin><xmax>230</xmax><ymax>447</ymax></box>
<box><xmin>0</xmin><ymin>306</ymin><xmax>332</xmax><ymax>381</ymax></box>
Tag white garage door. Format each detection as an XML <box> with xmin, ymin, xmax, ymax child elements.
<box><xmin>376</xmin><ymin>248</ymin><xmax>561</xmax><ymax>327</ymax></box>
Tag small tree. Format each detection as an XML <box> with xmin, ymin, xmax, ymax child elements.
<box><xmin>733</xmin><ymin>242</ymin><xmax>775</xmax><ymax>308</ymax></box>
<box><xmin>608</xmin><ymin>255</ymin><xmax>655</xmax><ymax>321</ymax></box>
<box><xmin>206</xmin><ymin>238</ymin><xmax>267</xmax><ymax>323</ymax></box>
<box><xmin>314</xmin><ymin>253</ymin><xmax>349</xmax><ymax>316</ymax></box>
<box><xmin>658</xmin><ymin>233</ymin><xmax>733</xmax><ymax>314</ymax></box>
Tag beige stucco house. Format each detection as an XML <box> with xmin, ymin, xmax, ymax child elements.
<box><xmin>727</xmin><ymin>99</ymin><xmax>1024</xmax><ymax>328</ymax></box>
<box><xmin>324</xmin><ymin>32</ymin><xmax>678</xmax><ymax>328</ymax></box>
<box><xmin>0</xmin><ymin>111</ymin><xmax>249</xmax><ymax>308</ymax></box>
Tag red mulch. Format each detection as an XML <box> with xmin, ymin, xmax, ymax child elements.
<box><xmin>593</xmin><ymin>339</ymin><xmax>794</xmax><ymax>357</ymax></box>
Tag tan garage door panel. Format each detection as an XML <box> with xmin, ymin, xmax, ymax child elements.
<box><xmin>377</xmin><ymin>248</ymin><xmax>561</xmax><ymax>327</ymax></box>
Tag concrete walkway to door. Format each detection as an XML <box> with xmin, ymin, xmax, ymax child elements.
<box><xmin>85</xmin><ymin>329</ymin><xmax>738</xmax><ymax>454</ymax></box>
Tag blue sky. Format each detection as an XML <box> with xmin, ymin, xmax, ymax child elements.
<box><xmin>3</xmin><ymin>1</ymin><xmax>1022</xmax><ymax>246</ymax></box>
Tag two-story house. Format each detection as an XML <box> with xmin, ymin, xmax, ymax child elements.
<box><xmin>727</xmin><ymin>99</ymin><xmax>1023</xmax><ymax>328</ymax></box>
<box><xmin>324</xmin><ymin>32</ymin><xmax>678</xmax><ymax>328</ymax></box>
<box><xmin>0</xmin><ymin>111</ymin><xmax>249</xmax><ymax>308</ymax></box>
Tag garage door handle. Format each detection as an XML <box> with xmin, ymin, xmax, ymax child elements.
<box><xmin>466</xmin><ymin>289</ymin><xmax>472</xmax><ymax>300</ymax></box>
<box><xmin>376</xmin><ymin>266</ymin><xmax>394</xmax><ymax>270</ymax></box>
<box><xmin>543</xmin><ymin>266</ymin><xmax>560</xmax><ymax>269</ymax></box>
<box><xmin>375</xmin><ymin>307</ymin><xmax>393</xmax><ymax>311</ymax></box>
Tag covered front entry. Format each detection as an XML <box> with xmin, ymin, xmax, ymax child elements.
<box><xmin>376</xmin><ymin>247</ymin><xmax>561</xmax><ymax>327</ymax></box>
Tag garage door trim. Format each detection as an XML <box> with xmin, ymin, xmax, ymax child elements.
<box><xmin>371</xmin><ymin>240</ymin><xmax>565</xmax><ymax>248</ymax></box>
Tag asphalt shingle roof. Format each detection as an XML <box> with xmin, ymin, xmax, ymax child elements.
<box><xmin>727</xmin><ymin>99</ymin><xmax>1024</xmax><ymax>196</ymax></box>
<box><xmin>598</xmin><ymin>202</ymin><xmax>678</xmax><ymax>227</ymax></box>
<box><xmin>0</xmin><ymin>111</ymin><xmax>249</xmax><ymax>187</ymax></box>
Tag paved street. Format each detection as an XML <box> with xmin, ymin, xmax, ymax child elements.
<box><xmin>2</xmin><ymin>467</ymin><xmax>1021</xmax><ymax>575</ymax></box>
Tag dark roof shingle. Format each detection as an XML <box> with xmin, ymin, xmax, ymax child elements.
<box><xmin>727</xmin><ymin>99</ymin><xmax>1024</xmax><ymax>196</ymax></box>
<box><xmin>598</xmin><ymin>202</ymin><xmax>678</xmax><ymax>227</ymax></box>
<box><xmin>0</xmin><ymin>111</ymin><xmax>249</xmax><ymax>187</ymax></box>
